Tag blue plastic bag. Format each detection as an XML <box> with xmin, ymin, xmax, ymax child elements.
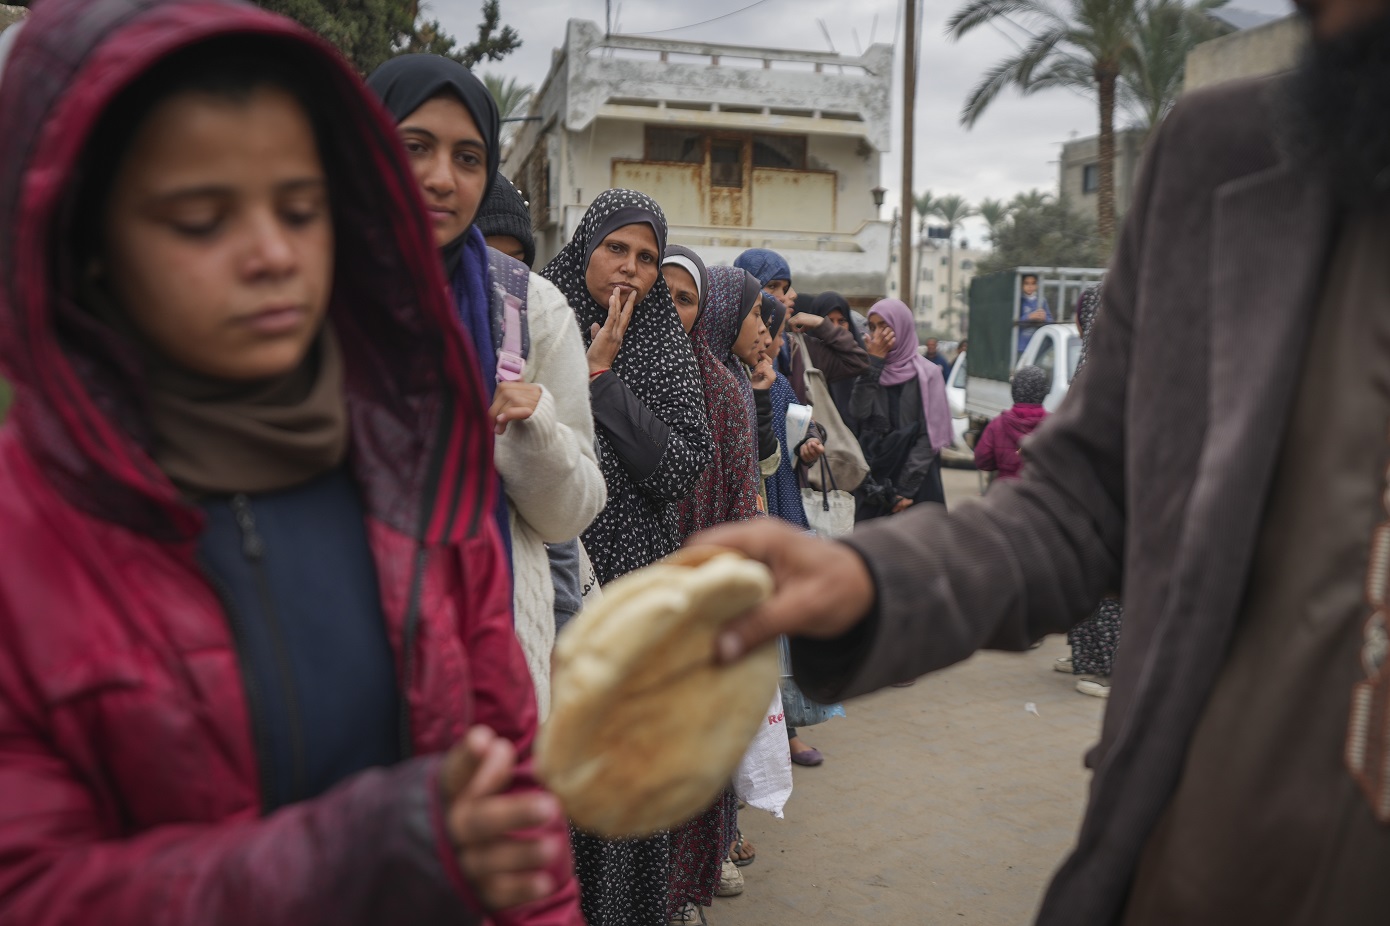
<box><xmin>778</xmin><ymin>636</ymin><xmax>846</xmax><ymax>728</ymax></box>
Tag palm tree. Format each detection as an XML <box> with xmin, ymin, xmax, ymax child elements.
<box><xmin>948</xmin><ymin>0</ymin><xmax>1141</xmax><ymax>246</ymax></box>
<box><xmin>932</xmin><ymin>195</ymin><xmax>976</xmax><ymax>333</ymax></box>
<box><xmin>1011</xmin><ymin>189</ymin><xmax>1054</xmax><ymax>212</ymax></box>
<box><xmin>482</xmin><ymin>73</ymin><xmax>534</xmax><ymax>150</ymax></box>
<box><xmin>977</xmin><ymin>197</ymin><xmax>1011</xmax><ymax>246</ymax></box>
<box><xmin>1122</xmin><ymin>0</ymin><xmax>1229</xmax><ymax>133</ymax></box>
<box><xmin>912</xmin><ymin>191</ymin><xmax>938</xmax><ymax>313</ymax></box>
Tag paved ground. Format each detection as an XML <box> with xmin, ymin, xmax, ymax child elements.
<box><xmin>711</xmin><ymin>468</ymin><xmax>1106</xmax><ymax>926</ymax></box>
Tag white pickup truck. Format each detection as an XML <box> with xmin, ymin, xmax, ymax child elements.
<box><xmin>962</xmin><ymin>322</ymin><xmax>1082</xmax><ymax>421</ymax></box>
<box><xmin>960</xmin><ymin>267</ymin><xmax>1103</xmax><ymax>454</ymax></box>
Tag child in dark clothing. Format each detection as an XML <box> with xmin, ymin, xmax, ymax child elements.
<box><xmin>974</xmin><ymin>365</ymin><xmax>1050</xmax><ymax>481</ymax></box>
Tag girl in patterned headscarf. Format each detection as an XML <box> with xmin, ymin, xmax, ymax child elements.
<box><xmin>1060</xmin><ymin>284</ymin><xmax>1122</xmax><ymax>698</ymax></box>
<box><xmin>659</xmin><ymin>254</ymin><xmax>757</xmax><ymax>921</ymax></box>
<box><xmin>664</xmin><ymin>256</ymin><xmax>760</xmax><ymax>538</ymax></box>
<box><xmin>539</xmin><ymin>191</ymin><xmax>713</xmax><ymax>926</ymax></box>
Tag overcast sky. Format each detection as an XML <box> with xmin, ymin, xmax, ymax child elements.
<box><xmin>430</xmin><ymin>0</ymin><xmax>1294</xmax><ymax>243</ymax></box>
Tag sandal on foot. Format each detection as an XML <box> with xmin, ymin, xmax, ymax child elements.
<box><xmin>791</xmin><ymin>746</ymin><xmax>824</xmax><ymax>767</ymax></box>
<box><xmin>729</xmin><ymin>831</ymin><xmax>756</xmax><ymax>867</ymax></box>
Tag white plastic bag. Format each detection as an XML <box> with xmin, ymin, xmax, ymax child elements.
<box><xmin>732</xmin><ymin>688</ymin><xmax>793</xmax><ymax>818</ymax></box>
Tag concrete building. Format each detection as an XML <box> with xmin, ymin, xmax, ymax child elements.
<box><xmin>1057</xmin><ymin>127</ymin><xmax>1148</xmax><ymax>226</ymax></box>
<box><xmin>502</xmin><ymin>20</ymin><xmax>894</xmax><ymax>304</ymax></box>
<box><xmin>1184</xmin><ymin>14</ymin><xmax>1308</xmax><ymax>91</ymax></box>
<box><xmin>885</xmin><ymin>231</ymin><xmax>985</xmax><ymax>338</ymax></box>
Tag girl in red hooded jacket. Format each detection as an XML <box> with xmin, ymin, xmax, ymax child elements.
<box><xmin>974</xmin><ymin>364</ymin><xmax>1051</xmax><ymax>482</ymax></box>
<box><xmin>0</xmin><ymin>2</ymin><xmax>582</xmax><ymax>924</ymax></box>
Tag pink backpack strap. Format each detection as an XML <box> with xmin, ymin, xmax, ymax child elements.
<box><xmin>486</xmin><ymin>247</ymin><xmax>531</xmax><ymax>384</ymax></box>
<box><xmin>497</xmin><ymin>292</ymin><xmax>526</xmax><ymax>383</ymax></box>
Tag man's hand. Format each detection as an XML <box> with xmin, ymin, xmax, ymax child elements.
<box><xmin>798</xmin><ymin>437</ymin><xmax>825</xmax><ymax>464</ymax></box>
<box><xmin>488</xmin><ymin>382</ymin><xmax>543</xmax><ymax>435</ymax></box>
<box><xmin>892</xmin><ymin>497</ymin><xmax>914</xmax><ymax>514</ymax></box>
<box><xmin>689</xmin><ymin>519</ymin><xmax>876</xmax><ymax>664</ymax></box>
<box><xmin>441</xmin><ymin>727</ymin><xmax>566</xmax><ymax>912</ymax></box>
<box><xmin>587</xmin><ymin>288</ymin><xmax>637</xmax><ymax>375</ymax></box>
<box><xmin>749</xmin><ymin>356</ymin><xmax>775</xmax><ymax>390</ymax></box>
<box><xmin>866</xmin><ymin>324</ymin><xmax>895</xmax><ymax>359</ymax></box>
<box><xmin>787</xmin><ymin>312</ymin><xmax>823</xmax><ymax>333</ymax></box>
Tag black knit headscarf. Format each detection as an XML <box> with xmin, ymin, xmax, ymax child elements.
<box><xmin>1012</xmin><ymin>364</ymin><xmax>1050</xmax><ymax>405</ymax></box>
<box><xmin>475</xmin><ymin>173</ymin><xmax>536</xmax><ymax>267</ymax></box>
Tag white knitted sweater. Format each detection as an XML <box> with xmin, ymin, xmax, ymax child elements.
<box><xmin>494</xmin><ymin>272</ymin><xmax>606</xmax><ymax>721</ymax></box>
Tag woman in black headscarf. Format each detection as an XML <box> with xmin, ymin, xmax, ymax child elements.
<box><xmin>540</xmin><ymin>190</ymin><xmax>713</xmax><ymax>926</ymax></box>
<box><xmin>540</xmin><ymin>190</ymin><xmax>712</xmax><ymax>586</ymax></box>
<box><xmin>802</xmin><ymin>291</ymin><xmax>865</xmax><ymax>428</ymax></box>
<box><xmin>367</xmin><ymin>55</ymin><xmax>608</xmax><ymax>721</ymax></box>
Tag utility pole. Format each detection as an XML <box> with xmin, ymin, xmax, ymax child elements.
<box><xmin>898</xmin><ymin>0</ymin><xmax>916</xmax><ymax>308</ymax></box>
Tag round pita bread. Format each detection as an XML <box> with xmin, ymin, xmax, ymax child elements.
<box><xmin>536</xmin><ymin>548</ymin><xmax>779</xmax><ymax>838</ymax></box>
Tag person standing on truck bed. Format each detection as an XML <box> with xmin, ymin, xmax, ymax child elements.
<box><xmin>1017</xmin><ymin>273</ymin><xmax>1052</xmax><ymax>354</ymax></box>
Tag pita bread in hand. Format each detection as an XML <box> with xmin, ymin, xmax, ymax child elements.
<box><xmin>537</xmin><ymin>548</ymin><xmax>779</xmax><ymax>838</ymax></box>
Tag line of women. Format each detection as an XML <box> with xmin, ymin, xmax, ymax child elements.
<box><xmin>0</xmin><ymin>3</ymin><xmax>957</xmax><ymax>924</ymax></box>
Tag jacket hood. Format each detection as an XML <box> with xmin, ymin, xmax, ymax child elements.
<box><xmin>0</xmin><ymin>0</ymin><xmax>494</xmax><ymax>544</ymax></box>
<box><xmin>1000</xmin><ymin>403</ymin><xmax>1048</xmax><ymax>444</ymax></box>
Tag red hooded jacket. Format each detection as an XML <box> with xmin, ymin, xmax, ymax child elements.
<box><xmin>0</xmin><ymin>1</ymin><xmax>580</xmax><ymax>924</ymax></box>
<box><xmin>974</xmin><ymin>404</ymin><xmax>1049</xmax><ymax>482</ymax></box>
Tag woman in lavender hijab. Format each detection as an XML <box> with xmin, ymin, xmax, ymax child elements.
<box><xmin>851</xmin><ymin>299</ymin><xmax>954</xmax><ymax>519</ymax></box>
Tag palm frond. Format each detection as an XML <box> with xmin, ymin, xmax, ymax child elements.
<box><xmin>947</xmin><ymin>0</ymin><xmax>1064</xmax><ymax>38</ymax></box>
<box><xmin>959</xmin><ymin>32</ymin><xmax>1065</xmax><ymax>126</ymax></box>
<box><xmin>932</xmin><ymin>194</ymin><xmax>977</xmax><ymax>228</ymax></box>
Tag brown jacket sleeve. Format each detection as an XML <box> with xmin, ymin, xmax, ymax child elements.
<box><xmin>803</xmin><ymin>319</ymin><xmax>869</xmax><ymax>383</ymax></box>
<box><xmin>790</xmin><ymin>107</ymin><xmax>1168</xmax><ymax>705</ymax></box>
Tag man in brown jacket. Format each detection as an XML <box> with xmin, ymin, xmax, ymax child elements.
<box><xmin>699</xmin><ymin>0</ymin><xmax>1390</xmax><ymax>922</ymax></box>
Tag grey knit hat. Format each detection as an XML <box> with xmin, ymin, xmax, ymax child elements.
<box><xmin>1012</xmin><ymin>365</ymin><xmax>1050</xmax><ymax>405</ymax></box>
<box><xmin>475</xmin><ymin>173</ymin><xmax>536</xmax><ymax>267</ymax></box>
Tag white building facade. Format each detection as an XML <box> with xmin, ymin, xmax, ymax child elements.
<box><xmin>503</xmin><ymin>20</ymin><xmax>894</xmax><ymax>304</ymax></box>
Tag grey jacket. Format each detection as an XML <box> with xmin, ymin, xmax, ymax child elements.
<box><xmin>792</xmin><ymin>76</ymin><xmax>1336</xmax><ymax>925</ymax></box>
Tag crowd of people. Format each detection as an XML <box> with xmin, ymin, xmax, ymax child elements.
<box><xmin>0</xmin><ymin>2</ymin><xmax>959</xmax><ymax>925</ymax></box>
<box><xmin>23</xmin><ymin>0</ymin><xmax>1384</xmax><ymax>920</ymax></box>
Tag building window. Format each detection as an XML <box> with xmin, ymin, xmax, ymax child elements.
<box><xmin>710</xmin><ymin>139</ymin><xmax>743</xmax><ymax>188</ymax></box>
<box><xmin>1082</xmin><ymin>163</ymin><xmax>1100</xmax><ymax>193</ymax></box>
<box><xmin>752</xmin><ymin>133</ymin><xmax>807</xmax><ymax>170</ymax></box>
<box><xmin>940</xmin><ymin>256</ymin><xmax>949</xmax><ymax>266</ymax></box>
<box><xmin>644</xmin><ymin>127</ymin><xmax>808</xmax><ymax>169</ymax></box>
<box><xmin>960</xmin><ymin>259</ymin><xmax>974</xmax><ymax>270</ymax></box>
<box><xmin>646</xmin><ymin>127</ymin><xmax>704</xmax><ymax>163</ymax></box>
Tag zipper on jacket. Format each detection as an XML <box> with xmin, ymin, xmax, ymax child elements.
<box><xmin>199</xmin><ymin>562</ymin><xmax>276</xmax><ymax>811</ymax></box>
<box><xmin>397</xmin><ymin>546</ymin><xmax>430</xmax><ymax>759</ymax></box>
<box><xmin>230</xmin><ymin>494</ymin><xmax>309</xmax><ymax>805</ymax></box>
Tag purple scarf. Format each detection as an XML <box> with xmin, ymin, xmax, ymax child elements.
<box><xmin>868</xmin><ymin>299</ymin><xmax>954</xmax><ymax>454</ymax></box>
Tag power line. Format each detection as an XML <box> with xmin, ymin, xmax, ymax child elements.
<box><xmin>623</xmin><ymin>0</ymin><xmax>777</xmax><ymax>36</ymax></box>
